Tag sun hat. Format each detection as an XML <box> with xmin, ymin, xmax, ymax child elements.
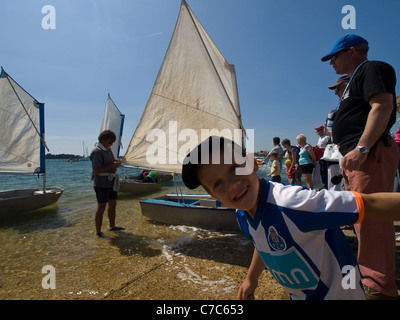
<box><xmin>328</xmin><ymin>75</ymin><xmax>351</xmax><ymax>90</ymax></box>
<box><xmin>321</xmin><ymin>34</ymin><xmax>368</xmax><ymax>62</ymax></box>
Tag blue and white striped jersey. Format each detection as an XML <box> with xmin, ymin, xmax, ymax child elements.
<box><xmin>236</xmin><ymin>179</ymin><xmax>365</xmax><ymax>300</ymax></box>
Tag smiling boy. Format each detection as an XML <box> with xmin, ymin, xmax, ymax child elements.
<box><xmin>182</xmin><ymin>136</ymin><xmax>400</xmax><ymax>300</ymax></box>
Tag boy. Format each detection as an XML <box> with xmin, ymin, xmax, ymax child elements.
<box><xmin>266</xmin><ymin>151</ymin><xmax>281</xmax><ymax>183</ymax></box>
<box><xmin>284</xmin><ymin>159</ymin><xmax>296</xmax><ymax>185</ymax></box>
<box><xmin>282</xmin><ymin>139</ymin><xmax>302</xmax><ymax>186</ymax></box>
<box><xmin>182</xmin><ymin>136</ymin><xmax>400</xmax><ymax>300</ymax></box>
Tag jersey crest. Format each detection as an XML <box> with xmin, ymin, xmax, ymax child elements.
<box><xmin>267</xmin><ymin>226</ymin><xmax>286</xmax><ymax>251</ymax></box>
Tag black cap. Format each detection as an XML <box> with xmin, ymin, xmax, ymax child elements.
<box><xmin>181</xmin><ymin>136</ymin><xmax>245</xmax><ymax>189</ymax></box>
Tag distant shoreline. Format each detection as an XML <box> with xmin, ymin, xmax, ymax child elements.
<box><xmin>46</xmin><ymin>153</ymin><xmax>84</xmax><ymax>160</ymax></box>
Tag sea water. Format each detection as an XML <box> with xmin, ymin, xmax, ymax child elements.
<box><xmin>0</xmin><ymin>160</ymin><xmax>290</xmax><ymax>300</ymax></box>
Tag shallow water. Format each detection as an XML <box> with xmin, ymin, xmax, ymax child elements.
<box><xmin>0</xmin><ymin>160</ymin><xmax>289</xmax><ymax>300</ymax></box>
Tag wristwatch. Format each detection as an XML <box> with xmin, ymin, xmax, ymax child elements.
<box><xmin>355</xmin><ymin>146</ymin><xmax>369</xmax><ymax>154</ymax></box>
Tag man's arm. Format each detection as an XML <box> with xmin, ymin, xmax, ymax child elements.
<box><xmin>341</xmin><ymin>92</ymin><xmax>394</xmax><ymax>172</ymax></box>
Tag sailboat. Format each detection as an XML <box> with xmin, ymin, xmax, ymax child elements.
<box><xmin>97</xmin><ymin>94</ymin><xmax>156</xmax><ymax>194</ymax></box>
<box><xmin>80</xmin><ymin>141</ymin><xmax>89</xmax><ymax>161</ymax></box>
<box><xmin>122</xmin><ymin>0</ymin><xmax>245</xmax><ymax>230</ymax></box>
<box><xmin>0</xmin><ymin>67</ymin><xmax>64</xmax><ymax>218</ymax></box>
<box><xmin>100</xmin><ymin>94</ymin><xmax>125</xmax><ymax>159</ymax></box>
<box><xmin>67</xmin><ymin>141</ymin><xmax>89</xmax><ymax>162</ymax></box>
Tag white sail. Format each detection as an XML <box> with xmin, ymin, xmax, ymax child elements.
<box><xmin>122</xmin><ymin>0</ymin><xmax>244</xmax><ymax>173</ymax></box>
<box><xmin>100</xmin><ymin>94</ymin><xmax>125</xmax><ymax>158</ymax></box>
<box><xmin>0</xmin><ymin>68</ymin><xmax>45</xmax><ymax>174</ymax></box>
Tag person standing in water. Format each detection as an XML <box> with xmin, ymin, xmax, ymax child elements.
<box><xmin>90</xmin><ymin>130</ymin><xmax>124</xmax><ymax>237</ymax></box>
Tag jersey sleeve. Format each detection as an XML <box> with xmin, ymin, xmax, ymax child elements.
<box><xmin>349</xmin><ymin>191</ymin><xmax>364</xmax><ymax>224</ymax></box>
<box><xmin>268</xmin><ymin>183</ymin><xmax>362</xmax><ymax>232</ymax></box>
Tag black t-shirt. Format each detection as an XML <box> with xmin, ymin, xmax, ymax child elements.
<box><xmin>332</xmin><ymin>61</ymin><xmax>397</xmax><ymax>155</ymax></box>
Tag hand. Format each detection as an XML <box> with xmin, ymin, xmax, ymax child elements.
<box><xmin>112</xmin><ymin>160</ymin><xmax>122</xmax><ymax>168</ymax></box>
<box><xmin>237</xmin><ymin>277</ymin><xmax>257</xmax><ymax>300</ymax></box>
<box><xmin>341</xmin><ymin>149</ymin><xmax>368</xmax><ymax>172</ymax></box>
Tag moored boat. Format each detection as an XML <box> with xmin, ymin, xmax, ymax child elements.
<box><xmin>0</xmin><ymin>188</ymin><xmax>63</xmax><ymax>218</ymax></box>
<box><xmin>119</xmin><ymin>179</ymin><xmax>162</xmax><ymax>194</ymax></box>
<box><xmin>0</xmin><ymin>67</ymin><xmax>64</xmax><ymax>218</ymax></box>
<box><xmin>140</xmin><ymin>193</ymin><xmax>238</xmax><ymax>231</ymax></box>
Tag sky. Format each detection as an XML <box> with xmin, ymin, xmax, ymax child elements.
<box><xmin>1</xmin><ymin>0</ymin><xmax>399</xmax><ymax>156</ymax></box>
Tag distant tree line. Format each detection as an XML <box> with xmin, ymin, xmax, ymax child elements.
<box><xmin>254</xmin><ymin>150</ymin><xmax>269</xmax><ymax>157</ymax></box>
<box><xmin>45</xmin><ymin>153</ymin><xmax>83</xmax><ymax>159</ymax></box>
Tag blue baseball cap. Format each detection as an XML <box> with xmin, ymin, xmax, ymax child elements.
<box><xmin>321</xmin><ymin>34</ymin><xmax>368</xmax><ymax>62</ymax></box>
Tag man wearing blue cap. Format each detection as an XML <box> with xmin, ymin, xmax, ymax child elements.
<box><xmin>322</xmin><ymin>34</ymin><xmax>399</xmax><ymax>300</ymax></box>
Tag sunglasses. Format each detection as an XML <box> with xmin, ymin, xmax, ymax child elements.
<box><xmin>331</xmin><ymin>48</ymin><xmax>350</xmax><ymax>62</ymax></box>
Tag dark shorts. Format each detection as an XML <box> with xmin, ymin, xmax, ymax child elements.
<box><xmin>300</xmin><ymin>163</ymin><xmax>314</xmax><ymax>174</ymax></box>
<box><xmin>271</xmin><ymin>175</ymin><xmax>281</xmax><ymax>183</ymax></box>
<box><xmin>94</xmin><ymin>187</ymin><xmax>118</xmax><ymax>203</ymax></box>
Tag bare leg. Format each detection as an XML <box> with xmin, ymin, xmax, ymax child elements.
<box><xmin>95</xmin><ymin>203</ymin><xmax>107</xmax><ymax>235</ymax></box>
<box><xmin>303</xmin><ymin>173</ymin><xmax>314</xmax><ymax>189</ymax></box>
<box><xmin>107</xmin><ymin>199</ymin><xmax>117</xmax><ymax>229</ymax></box>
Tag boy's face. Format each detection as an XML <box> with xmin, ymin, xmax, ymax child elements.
<box><xmin>197</xmin><ymin>154</ymin><xmax>260</xmax><ymax>216</ymax></box>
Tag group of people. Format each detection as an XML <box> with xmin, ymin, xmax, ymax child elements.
<box><xmin>89</xmin><ymin>34</ymin><xmax>400</xmax><ymax>300</ymax></box>
<box><xmin>266</xmin><ymin>135</ymin><xmax>321</xmax><ymax>190</ymax></box>
<box><xmin>262</xmin><ymin>34</ymin><xmax>400</xmax><ymax>299</ymax></box>
<box><xmin>266</xmin><ymin>130</ymin><xmax>335</xmax><ymax>191</ymax></box>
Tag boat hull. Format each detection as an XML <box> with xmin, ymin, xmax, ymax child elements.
<box><xmin>119</xmin><ymin>180</ymin><xmax>162</xmax><ymax>195</ymax></box>
<box><xmin>139</xmin><ymin>193</ymin><xmax>239</xmax><ymax>231</ymax></box>
<box><xmin>0</xmin><ymin>187</ymin><xmax>64</xmax><ymax>218</ymax></box>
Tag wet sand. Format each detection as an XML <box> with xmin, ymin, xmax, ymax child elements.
<box><xmin>0</xmin><ymin>189</ymin><xmax>398</xmax><ymax>301</ymax></box>
<box><xmin>8</xmin><ymin>226</ymin><xmax>396</xmax><ymax>301</ymax></box>
<box><xmin>102</xmin><ymin>232</ymin><xmax>289</xmax><ymax>300</ymax></box>
<box><xmin>5</xmin><ymin>229</ymin><xmax>289</xmax><ymax>300</ymax></box>
<box><xmin>98</xmin><ymin>223</ymin><xmax>400</xmax><ymax>300</ymax></box>
<box><xmin>0</xmin><ymin>200</ymin><xmax>287</xmax><ymax>300</ymax></box>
